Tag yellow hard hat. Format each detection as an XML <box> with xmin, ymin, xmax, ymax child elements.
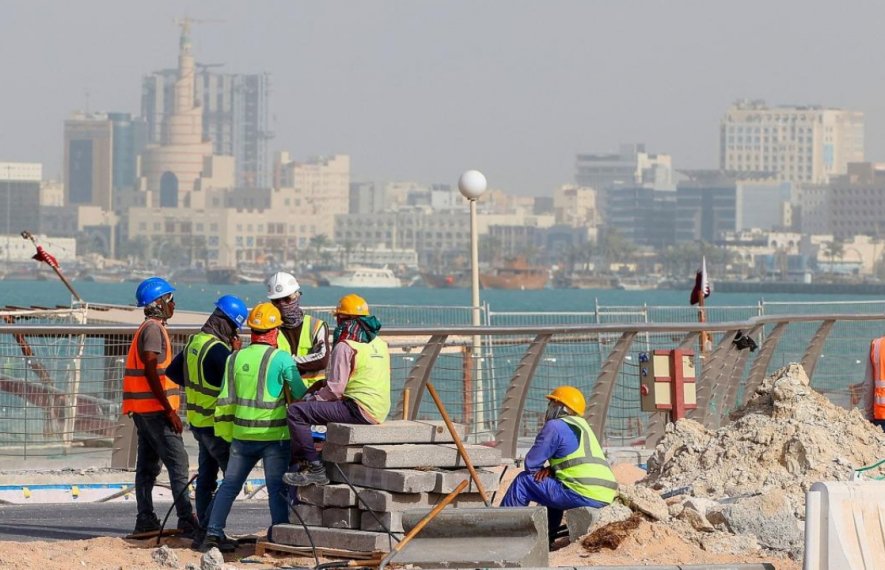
<box><xmin>247</xmin><ymin>302</ymin><xmax>282</xmax><ymax>330</ymax></box>
<box><xmin>546</xmin><ymin>386</ymin><xmax>585</xmax><ymax>416</ymax></box>
<box><xmin>333</xmin><ymin>293</ymin><xmax>370</xmax><ymax>317</ymax></box>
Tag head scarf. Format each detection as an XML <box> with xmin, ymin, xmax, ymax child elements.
<box><xmin>201</xmin><ymin>309</ymin><xmax>238</xmax><ymax>345</ymax></box>
<box><xmin>333</xmin><ymin>315</ymin><xmax>382</xmax><ymax>345</ymax></box>
<box><xmin>277</xmin><ymin>295</ymin><xmax>305</xmax><ymax>329</ymax></box>
<box><xmin>251</xmin><ymin>328</ymin><xmax>279</xmax><ymax>348</ymax></box>
<box><xmin>143</xmin><ymin>295</ymin><xmax>172</xmax><ymax>321</ymax></box>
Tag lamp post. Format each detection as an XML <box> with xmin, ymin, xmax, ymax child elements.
<box><xmin>458</xmin><ymin>169</ymin><xmax>487</xmax><ymax>435</ymax></box>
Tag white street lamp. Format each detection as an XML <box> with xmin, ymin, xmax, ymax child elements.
<box><xmin>458</xmin><ymin>169</ymin><xmax>487</xmax><ymax>436</ymax></box>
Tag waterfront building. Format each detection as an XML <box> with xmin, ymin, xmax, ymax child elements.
<box><xmin>675</xmin><ymin>171</ymin><xmax>739</xmax><ymax>243</ymax></box>
<box><xmin>604</xmin><ymin>186</ymin><xmax>676</xmax><ymax>248</ymax></box>
<box><xmin>720</xmin><ymin>99</ymin><xmax>864</xmax><ymax>184</ymax></box>
<box><xmin>827</xmin><ymin>162</ymin><xmax>885</xmax><ymax>240</ymax></box>
<box><xmin>575</xmin><ymin>143</ymin><xmax>673</xmax><ymax>191</ymax></box>
<box><xmin>553</xmin><ymin>185</ymin><xmax>599</xmax><ymax>228</ymax></box>
<box><xmin>0</xmin><ymin>162</ymin><xmax>42</xmax><ymax>241</ymax></box>
<box><xmin>273</xmin><ymin>153</ymin><xmax>350</xmax><ymax>242</ymax></box>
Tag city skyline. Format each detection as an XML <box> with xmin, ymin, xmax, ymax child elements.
<box><xmin>3</xmin><ymin>0</ymin><xmax>885</xmax><ymax>195</ymax></box>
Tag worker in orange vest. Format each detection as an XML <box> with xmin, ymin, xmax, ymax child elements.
<box><xmin>863</xmin><ymin>336</ymin><xmax>885</xmax><ymax>431</ymax></box>
<box><xmin>124</xmin><ymin>277</ymin><xmax>198</xmax><ymax>537</ymax></box>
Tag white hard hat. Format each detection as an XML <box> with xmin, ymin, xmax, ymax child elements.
<box><xmin>266</xmin><ymin>271</ymin><xmax>301</xmax><ymax>299</ymax></box>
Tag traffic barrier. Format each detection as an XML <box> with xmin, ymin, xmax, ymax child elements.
<box><xmin>804</xmin><ymin>480</ymin><xmax>885</xmax><ymax>569</ymax></box>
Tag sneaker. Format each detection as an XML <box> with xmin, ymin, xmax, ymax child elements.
<box><xmin>200</xmin><ymin>533</ymin><xmax>238</xmax><ymax>553</ymax></box>
<box><xmin>177</xmin><ymin>514</ymin><xmax>201</xmax><ymax>540</ymax></box>
<box><xmin>282</xmin><ymin>462</ymin><xmax>329</xmax><ymax>487</ymax></box>
<box><xmin>133</xmin><ymin>513</ymin><xmax>161</xmax><ymax>535</ymax></box>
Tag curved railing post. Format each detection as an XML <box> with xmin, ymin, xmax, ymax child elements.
<box><xmin>800</xmin><ymin>320</ymin><xmax>836</xmax><ymax>382</ymax></box>
<box><xmin>718</xmin><ymin>324</ymin><xmax>763</xmax><ymax>425</ymax></box>
<box><xmin>743</xmin><ymin>321</ymin><xmax>789</xmax><ymax>403</ymax></box>
<box><xmin>392</xmin><ymin>334</ymin><xmax>448</xmax><ymax>421</ymax></box>
<box><xmin>494</xmin><ymin>333</ymin><xmax>552</xmax><ymax>459</ymax></box>
<box><xmin>586</xmin><ymin>331</ymin><xmax>636</xmax><ymax>444</ymax></box>
<box><xmin>690</xmin><ymin>329</ymin><xmax>739</xmax><ymax>427</ymax></box>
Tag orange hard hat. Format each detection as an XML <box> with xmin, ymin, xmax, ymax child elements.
<box><xmin>546</xmin><ymin>386</ymin><xmax>586</xmax><ymax>416</ymax></box>
<box><xmin>247</xmin><ymin>302</ymin><xmax>282</xmax><ymax>331</ymax></box>
<box><xmin>333</xmin><ymin>293</ymin><xmax>370</xmax><ymax>317</ymax></box>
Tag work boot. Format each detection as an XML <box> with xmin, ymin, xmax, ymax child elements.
<box><xmin>132</xmin><ymin>513</ymin><xmax>161</xmax><ymax>535</ymax></box>
<box><xmin>177</xmin><ymin>513</ymin><xmax>201</xmax><ymax>540</ymax></box>
<box><xmin>200</xmin><ymin>533</ymin><xmax>238</xmax><ymax>553</ymax></box>
<box><xmin>282</xmin><ymin>461</ymin><xmax>329</xmax><ymax>487</ymax></box>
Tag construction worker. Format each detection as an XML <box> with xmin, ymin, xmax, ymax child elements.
<box><xmin>501</xmin><ymin>386</ymin><xmax>617</xmax><ymax>545</ymax></box>
<box><xmin>283</xmin><ymin>293</ymin><xmax>390</xmax><ymax>487</ymax></box>
<box><xmin>124</xmin><ymin>277</ymin><xmax>198</xmax><ymax>536</ymax></box>
<box><xmin>266</xmin><ymin>272</ymin><xmax>330</xmax><ymax>386</ymax></box>
<box><xmin>166</xmin><ymin>294</ymin><xmax>248</xmax><ymax>544</ymax></box>
<box><xmin>862</xmin><ymin>336</ymin><xmax>885</xmax><ymax>431</ymax></box>
<box><xmin>201</xmin><ymin>302</ymin><xmax>306</xmax><ymax>552</ymax></box>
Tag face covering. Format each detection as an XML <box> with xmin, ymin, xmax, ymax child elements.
<box><xmin>201</xmin><ymin>309</ymin><xmax>238</xmax><ymax>345</ymax></box>
<box><xmin>545</xmin><ymin>402</ymin><xmax>568</xmax><ymax>422</ymax></box>
<box><xmin>250</xmin><ymin>328</ymin><xmax>279</xmax><ymax>348</ymax></box>
<box><xmin>277</xmin><ymin>296</ymin><xmax>305</xmax><ymax>329</ymax></box>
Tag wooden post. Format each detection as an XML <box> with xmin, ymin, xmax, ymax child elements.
<box><xmin>402</xmin><ymin>388</ymin><xmax>410</xmax><ymax>420</ymax></box>
<box><xmin>462</xmin><ymin>345</ymin><xmax>473</xmax><ymax>427</ymax></box>
<box><xmin>698</xmin><ymin>293</ymin><xmax>710</xmax><ymax>354</ymax></box>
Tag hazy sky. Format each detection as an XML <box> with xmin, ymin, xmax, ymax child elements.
<box><xmin>2</xmin><ymin>0</ymin><xmax>885</xmax><ymax>196</ymax></box>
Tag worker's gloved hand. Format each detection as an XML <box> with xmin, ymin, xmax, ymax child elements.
<box><xmin>533</xmin><ymin>467</ymin><xmax>552</xmax><ymax>482</ymax></box>
<box><xmin>165</xmin><ymin>409</ymin><xmax>183</xmax><ymax>434</ymax></box>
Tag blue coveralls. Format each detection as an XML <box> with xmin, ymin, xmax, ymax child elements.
<box><xmin>501</xmin><ymin>418</ymin><xmax>609</xmax><ymax>542</ymax></box>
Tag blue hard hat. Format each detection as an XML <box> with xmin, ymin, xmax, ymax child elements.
<box><xmin>135</xmin><ymin>277</ymin><xmax>176</xmax><ymax>307</ymax></box>
<box><xmin>215</xmin><ymin>295</ymin><xmax>248</xmax><ymax>328</ymax></box>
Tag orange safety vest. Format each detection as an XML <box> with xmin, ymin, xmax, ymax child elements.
<box><xmin>871</xmin><ymin>337</ymin><xmax>885</xmax><ymax>420</ymax></box>
<box><xmin>122</xmin><ymin>320</ymin><xmax>180</xmax><ymax>414</ymax></box>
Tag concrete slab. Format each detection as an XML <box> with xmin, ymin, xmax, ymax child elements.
<box><xmin>271</xmin><ymin>524</ymin><xmax>392</xmax><ymax>553</ymax></box>
<box><xmin>565</xmin><ymin>506</ymin><xmax>601</xmax><ymax>542</ymax></box>
<box><xmin>331</xmin><ymin>463</ymin><xmax>437</xmax><ymax>493</ymax></box>
<box><xmin>326</xmin><ymin>420</ymin><xmax>467</xmax><ymax>446</ymax></box>
<box><xmin>361</xmin><ymin>443</ymin><xmax>503</xmax><ymax>469</ymax></box>
<box><xmin>432</xmin><ymin>468</ymin><xmax>499</xmax><ymax>494</ymax></box>
<box><xmin>394</xmin><ymin>507</ymin><xmax>548</xmax><ymax>568</ymax></box>
<box><xmin>358</xmin><ymin>489</ymin><xmax>429</xmax><ymax>512</ymax></box>
<box><xmin>322</xmin><ymin>444</ymin><xmax>363</xmax><ymax>464</ymax></box>
<box><xmin>361</xmin><ymin>510</ymin><xmax>404</xmax><ymax>533</ymax></box>
<box><xmin>323</xmin><ymin>507</ymin><xmax>361</xmax><ymax>529</ymax></box>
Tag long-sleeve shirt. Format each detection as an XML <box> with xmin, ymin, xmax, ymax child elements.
<box><xmin>313</xmin><ymin>341</ymin><xmax>376</xmax><ymax>423</ymax></box>
<box><xmin>166</xmin><ymin>341</ymin><xmax>231</xmax><ymax>388</ymax></box>
<box><xmin>523</xmin><ymin>418</ymin><xmax>581</xmax><ymax>473</ymax></box>
<box><xmin>279</xmin><ymin>319</ymin><xmax>330</xmax><ymax>375</ymax></box>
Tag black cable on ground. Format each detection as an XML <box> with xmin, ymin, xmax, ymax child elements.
<box><xmin>489</xmin><ymin>464</ymin><xmax>509</xmax><ymax>506</ymax></box>
<box><xmin>157</xmin><ymin>473</ymin><xmax>199</xmax><ymax>546</ymax></box>
<box><xmin>332</xmin><ymin>463</ymin><xmax>402</xmax><ymax>550</ymax></box>
<box><xmin>282</xmin><ymin>489</ymin><xmax>321</xmax><ymax>568</ymax></box>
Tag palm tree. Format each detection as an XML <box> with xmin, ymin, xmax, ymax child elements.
<box><xmin>823</xmin><ymin>240</ymin><xmax>844</xmax><ymax>274</ymax></box>
<box><xmin>309</xmin><ymin>234</ymin><xmax>331</xmax><ymax>267</ymax></box>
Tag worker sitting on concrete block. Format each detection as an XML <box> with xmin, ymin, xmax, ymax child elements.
<box><xmin>283</xmin><ymin>294</ymin><xmax>391</xmax><ymax>487</ymax></box>
<box><xmin>501</xmin><ymin>386</ymin><xmax>618</xmax><ymax>545</ymax></box>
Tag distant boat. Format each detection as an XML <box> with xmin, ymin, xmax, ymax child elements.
<box><xmin>420</xmin><ymin>271</ymin><xmax>469</xmax><ymax>288</ymax></box>
<box><xmin>615</xmin><ymin>276</ymin><xmax>664</xmax><ymax>291</ymax></box>
<box><xmin>206</xmin><ymin>267</ymin><xmax>238</xmax><ymax>285</ymax></box>
<box><xmin>479</xmin><ymin>257</ymin><xmax>548</xmax><ymax>290</ymax></box>
<box><xmin>328</xmin><ymin>266</ymin><xmax>402</xmax><ymax>288</ymax></box>
<box><xmin>567</xmin><ymin>274</ymin><xmax>619</xmax><ymax>290</ymax></box>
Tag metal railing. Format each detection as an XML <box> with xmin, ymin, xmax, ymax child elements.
<box><xmin>1</xmin><ymin>309</ymin><xmax>883</xmax><ymax>463</ymax></box>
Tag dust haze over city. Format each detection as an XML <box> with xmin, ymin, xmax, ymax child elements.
<box><xmin>3</xmin><ymin>0</ymin><xmax>885</xmax><ymax>288</ymax></box>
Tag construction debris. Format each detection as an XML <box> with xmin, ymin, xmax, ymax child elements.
<box><xmin>581</xmin><ymin>512</ymin><xmax>644</xmax><ymax>553</ymax></box>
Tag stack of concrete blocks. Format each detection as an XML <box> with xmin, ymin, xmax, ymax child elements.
<box><xmin>271</xmin><ymin>420</ymin><xmax>504</xmax><ymax>553</ymax></box>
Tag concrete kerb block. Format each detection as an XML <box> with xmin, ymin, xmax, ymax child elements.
<box><xmin>331</xmin><ymin>463</ymin><xmax>437</xmax><ymax>493</ymax></box>
<box><xmin>322</xmin><ymin>444</ymin><xmax>363</xmax><ymax>464</ymax></box>
<box><xmin>358</xmin><ymin>489</ymin><xmax>430</xmax><ymax>512</ymax></box>
<box><xmin>326</xmin><ymin>420</ymin><xmax>467</xmax><ymax>446</ymax></box>
<box><xmin>290</xmin><ymin>504</ymin><xmax>322</xmax><ymax>526</ymax></box>
<box><xmin>430</xmin><ymin>492</ymin><xmax>487</xmax><ymax>508</ymax></box>
<box><xmin>432</xmin><ymin>468</ymin><xmax>499</xmax><ymax>494</ymax></box>
<box><xmin>565</xmin><ymin>506</ymin><xmax>601</xmax><ymax>542</ymax></box>
<box><xmin>361</xmin><ymin>510</ymin><xmax>404</xmax><ymax>533</ymax></box>
<box><xmin>271</xmin><ymin>524</ymin><xmax>392</xmax><ymax>553</ymax></box>
<box><xmin>394</xmin><ymin>507</ymin><xmax>549</xmax><ymax>568</ymax></box>
<box><xmin>361</xmin><ymin>443</ymin><xmax>503</xmax><ymax>469</ymax></box>
<box><xmin>323</xmin><ymin>507</ymin><xmax>361</xmax><ymax>529</ymax></box>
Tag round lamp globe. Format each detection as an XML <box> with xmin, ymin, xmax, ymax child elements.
<box><xmin>458</xmin><ymin>170</ymin><xmax>487</xmax><ymax>201</ymax></box>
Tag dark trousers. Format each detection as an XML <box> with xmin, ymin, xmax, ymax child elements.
<box><xmin>874</xmin><ymin>419</ymin><xmax>885</xmax><ymax>432</ymax></box>
<box><xmin>132</xmin><ymin>412</ymin><xmax>194</xmax><ymax>524</ymax></box>
<box><xmin>287</xmin><ymin>399</ymin><xmax>369</xmax><ymax>463</ymax></box>
<box><xmin>191</xmin><ymin>425</ymin><xmax>231</xmax><ymax>526</ymax></box>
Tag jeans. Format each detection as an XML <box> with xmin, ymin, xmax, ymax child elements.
<box><xmin>191</xmin><ymin>425</ymin><xmax>231</xmax><ymax>527</ymax></box>
<box><xmin>287</xmin><ymin>399</ymin><xmax>369</xmax><ymax>463</ymax></box>
<box><xmin>132</xmin><ymin>412</ymin><xmax>194</xmax><ymax>524</ymax></box>
<box><xmin>206</xmin><ymin>438</ymin><xmax>290</xmax><ymax>537</ymax></box>
<box><xmin>501</xmin><ymin>471</ymin><xmax>608</xmax><ymax>543</ymax></box>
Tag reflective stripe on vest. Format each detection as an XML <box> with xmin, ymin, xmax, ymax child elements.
<box><xmin>214</xmin><ymin>344</ymin><xmax>289</xmax><ymax>442</ymax></box>
<box><xmin>183</xmin><ymin>332</ymin><xmax>225</xmax><ymax>428</ymax></box>
<box><xmin>872</xmin><ymin>338</ymin><xmax>885</xmax><ymax>420</ymax></box>
<box><xmin>122</xmin><ymin>320</ymin><xmax>179</xmax><ymax>414</ymax></box>
<box><xmin>343</xmin><ymin>337</ymin><xmax>391</xmax><ymax>423</ymax></box>
<box><xmin>278</xmin><ymin>316</ymin><xmax>326</xmax><ymax>384</ymax></box>
<box><xmin>549</xmin><ymin>415</ymin><xmax>618</xmax><ymax>503</ymax></box>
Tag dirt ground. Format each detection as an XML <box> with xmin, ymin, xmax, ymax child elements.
<box><xmin>0</xmin><ymin>462</ymin><xmax>799</xmax><ymax>569</ymax></box>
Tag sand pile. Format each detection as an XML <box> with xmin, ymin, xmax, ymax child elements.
<box><xmin>632</xmin><ymin>363</ymin><xmax>885</xmax><ymax>558</ymax></box>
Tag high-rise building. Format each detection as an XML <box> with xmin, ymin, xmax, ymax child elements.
<box><xmin>720</xmin><ymin>99</ymin><xmax>864</xmax><ymax>184</ymax></box>
<box><xmin>575</xmin><ymin>143</ymin><xmax>673</xmax><ymax>190</ymax></box>
<box><xmin>275</xmin><ymin>153</ymin><xmax>350</xmax><ymax>245</ymax></box>
<box><xmin>142</xmin><ymin>65</ymin><xmax>271</xmax><ymax>188</ymax></box>
<box><xmin>63</xmin><ymin>112</ymin><xmax>146</xmax><ymax>209</ymax></box>
<box><xmin>1</xmin><ymin>163</ymin><xmax>42</xmax><ymax>253</ymax></box>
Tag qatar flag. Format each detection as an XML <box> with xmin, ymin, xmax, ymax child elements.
<box><xmin>690</xmin><ymin>256</ymin><xmax>711</xmax><ymax>305</ymax></box>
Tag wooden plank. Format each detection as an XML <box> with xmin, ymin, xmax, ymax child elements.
<box><xmin>255</xmin><ymin>540</ymin><xmax>381</xmax><ymax>560</ymax></box>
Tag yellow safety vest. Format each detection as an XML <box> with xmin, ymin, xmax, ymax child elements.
<box><xmin>278</xmin><ymin>315</ymin><xmax>326</xmax><ymax>385</ymax></box>
<box><xmin>343</xmin><ymin>337</ymin><xmax>391</xmax><ymax>423</ymax></box>
<box><xmin>548</xmin><ymin>415</ymin><xmax>618</xmax><ymax>504</ymax></box>
<box><xmin>183</xmin><ymin>332</ymin><xmax>227</xmax><ymax>428</ymax></box>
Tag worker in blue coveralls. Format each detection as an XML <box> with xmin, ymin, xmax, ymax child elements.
<box><xmin>501</xmin><ymin>386</ymin><xmax>618</xmax><ymax>545</ymax></box>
